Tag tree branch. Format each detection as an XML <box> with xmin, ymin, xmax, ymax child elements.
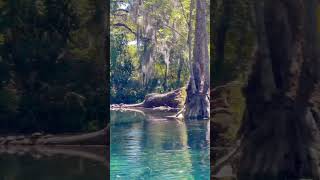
<box><xmin>162</xmin><ymin>24</ymin><xmax>187</xmax><ymax>41</ymax></box>
<box><xmin>112</xmin><ymin>23</ymin><xmax>137</xmax><ymax>36</ymax></box>
<box><xmin>112</xmin><ymin>8</ymin><xmax>129</xmax><ymax>13</ymax></box>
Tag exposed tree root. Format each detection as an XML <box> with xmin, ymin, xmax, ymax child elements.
<box><xmin>212</xmin><ymin>144</ymin><xmax>240</xmax><ymax>175</ymax></box>
<box><xmin>211</xmin><ymin>108</ymin><xmax>232</xmax><ymax>116</ymax></box>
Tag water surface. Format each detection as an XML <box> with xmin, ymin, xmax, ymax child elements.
<box><xmin>110</xmin><ymin>110</ymin><xmax>210</xmax><ymax>179</ymax></box>
<box><xmin>0</xmin><ymin>146</ymin><xmax>107</xmax><ymax>180</ymax></box>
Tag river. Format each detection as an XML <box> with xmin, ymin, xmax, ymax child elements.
<box><xmin>0</xmin><ymin>146</ymin><xmax>107</xmax><ymax>179</ymax></box>
<box><xmin>110</xmin><ymin>110</ymin><xmax>210</xmax><ymax>180</ymax></box>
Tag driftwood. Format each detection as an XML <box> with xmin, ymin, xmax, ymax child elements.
<box><xmin>0</xmin><ymin>127</ymin><xmax>108</xmax><ymax>146</ymax></box>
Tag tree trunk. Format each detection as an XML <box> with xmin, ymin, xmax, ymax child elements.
<box><xmin>164</xmin><ymin>63</ymin><xmax>168</xmax><ymax>91</ymax></box>
<box><xmin>184</xmin><ymin>0</ymin><xmax>210</xmax><ymax>119</ymax></box>
<box><xmin>93</xmin><ymin>0</ymin><xmax>107</xmax><ymax>87</ymax></box>
<box><xmin>212</xmin><ymin>0</ymin><xmax>232</xmax><ymax>85</ymax></box>
<box><xmin>238</xmin><ymin>0</ymin><xmax>320</xmax><ymax>179</ymax></box>
<box><xmin>187</xmin><ymin>0</ymin><xmax>195</xmax><ymax>88</ymax></box>
<box><xmin>176</xmin><ymin>57</ymin><xmax>183</xmax><ymax>87</ymax></box>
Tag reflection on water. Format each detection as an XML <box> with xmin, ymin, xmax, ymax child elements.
<box><xmin>0</xmin><ymin>146</ymin><xmax>107</xmax><ymax>180</ymax></box>
<box><xmin>110</xmin><ymin>110</ymin><xmax>210</xmax><ymax>180</ymax></box>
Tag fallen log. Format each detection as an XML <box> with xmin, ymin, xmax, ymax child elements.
<box><xmin>143</xmin><ymin>88</ymin><xmax>184</xmax><ymax>108</ymax></box>
<box><xmin>0</xmin><ymin>127</ymin><xmax>108</xmax><ymax>146</ymax></box>
<box><xmin>111</xmin><ymin>88</ymin><xmax>185</xmax><ymax>110</ymax></box>
<box><xmin>0</xmin><ymin>145</ymin><xmax>107</xmax><ymax>164</ymax></box>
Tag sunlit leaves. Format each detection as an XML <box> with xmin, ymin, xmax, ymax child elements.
<box><xmin>110</xmin><ymin>0</ymin><xmax>201</xmax><ymax>102</ymax></box>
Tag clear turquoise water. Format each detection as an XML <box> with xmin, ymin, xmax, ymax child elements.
<box><xmin>110</xmin><ymin>110</ymin><xmax>210</xmax><ymax>180</ymax></box>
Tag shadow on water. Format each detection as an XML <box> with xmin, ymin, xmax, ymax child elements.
<box><xmin>0</xmin><ymin>146</ymin><xmax>107</xmax><ymax>180</ymax></box>
<box><xmin>110</xmin><ymin>109</ymin><xmax>210</xmax><ymax>179</ymax></box>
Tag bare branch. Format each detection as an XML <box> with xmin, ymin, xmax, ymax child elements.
<box><xmin>112</xmin><ymin>23</ymin><xmax>137</xmax><ymax>36</ymax></box>
<box><xmin>112</xmin><ymin>8</ymin><xmax>129</xmax><ymax>13</ymax></box>
<box><xmin>162</xmin><ymin>24</ymin><xmax>187</xmax><ymax>41</ymax></box>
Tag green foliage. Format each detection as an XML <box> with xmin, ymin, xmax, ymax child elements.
<box><xmin>212</xmin><ymin>0</ymin><xmax>255</xmax><ymax>85</ymax></box>
<box><xmin>110</xmin><ymin>33</ymin><xmax>145</xmax><ymax>103</ymax></box>
<box><xmin>110</xmin><ymin>0</ymin><xmax>192</xmax><ymax>103</ymax></box>
<box><xmin>0</xmin><ymin>0</ymin><xmax>107</xmax><ymax>133</ymax></box>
